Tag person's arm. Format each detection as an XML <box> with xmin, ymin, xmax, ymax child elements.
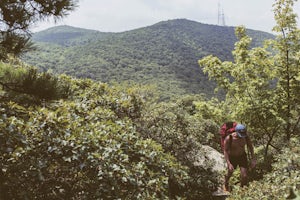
<box><xmin>246</xmin><ymin>136</ymin><xmax>256</xmax><ymax>168</ymax></box>
<box><xmin>224</xmin><ymin>135</ymin><xmax>234</xmax><ymax>171</ymax></box>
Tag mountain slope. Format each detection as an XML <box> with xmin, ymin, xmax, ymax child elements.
<box><xmin>32</xmin><ymin>25</ymin><xmax>108</xmax><ymax>46</ymax></box>
<box><xmin>23</xmin><ymin>19</ymin><xmax>274</xmax><ymax>100</ymax></box>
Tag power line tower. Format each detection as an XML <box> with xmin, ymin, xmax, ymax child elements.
<box><xmin>218</xmin><ymin>2</ymin><xmax>226</xmax><ymax>26</ymax></box>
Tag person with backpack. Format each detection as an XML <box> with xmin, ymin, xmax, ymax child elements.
<box><xmin>223</xmin><ymin>123</ymin><xmax>256</xmax><ymax>192</ymax></box>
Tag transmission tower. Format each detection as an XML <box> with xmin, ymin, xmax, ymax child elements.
<box><xmin>218</xmin><ymin>2</ymin><xmax>226</xmax><ymax>26</ymax></box>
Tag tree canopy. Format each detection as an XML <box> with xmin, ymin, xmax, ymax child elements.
<box><xmin>1</xmin><ymin>0</ymin><xmax>300</xmax><ymax>199</ymax></box>
<box><xmin>199</xmin><ymin>0</ymin><xmax>300</xmax><ymax>158</ymax></box>
<box><xmin>0</xmin><ymin>0</ymin><xmax>78</xmax><ymax>60</ymax></box>
<box><xmin>22</xmin><ymin>20</ymin><xmax>274</xmax><ymax>100</ymax></box>
<box><xmin>198</xmin><ymin>0</ymin><xmax>300</xmax><ymax>198</ymax></box>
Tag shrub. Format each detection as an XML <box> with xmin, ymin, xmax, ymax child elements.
<box><xmin>229</xmin><ymin>138</ymin><xmax>300</xmax><ymax>200</ymax></box>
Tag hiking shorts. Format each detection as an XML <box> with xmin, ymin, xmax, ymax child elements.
<box><xmin>229</xmin><ymin>153</ymin><xmax>248</xmax><ymax>169</ymax></box>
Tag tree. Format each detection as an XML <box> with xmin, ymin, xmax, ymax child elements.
<box><xmin>0</xmin><ymin>0</ymin><xmax>78</xmax><ymax>60</ymax></box>
<box><xmin>272</xmin><ymin>0</ymin><xmax>300</xmax><ymax>141</ymax></box>
<box><xmin>199</xmin><ymin>27</ymin><xmax>279</xmax><ymax>159</ymax></box>
<box><xmin>0</xmin><ymin>60</ymin><xmax>71</xmax><ymax>104</ymax></box>
<box><xmin>0</xmin><ymin>75</ymin><xmax>191</xmax><ymax>199</ymax></box>
<box><xmin>198</xmin><ymin>0</ymin><xmax>300</xmax><ymax>158</ymax></box>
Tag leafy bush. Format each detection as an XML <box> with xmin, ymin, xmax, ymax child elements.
<box><xmin>0</xmin><ymin>66</ymin><xmax>223</xmax><ymax>199</ymax></box>
<box><xmin>136</xmin><ymin>95</ymin><xmax>221</xmax><ymax>199</ymax></box>
<box><xmin>0</xmin><ymin>85</ymin><xmax>189</xmax><ymax>199</ymax></box>
<box><xmin>228</xmin><ymin>138</ymin><xmax>300</xmax><ymax>200</ymax></box>
<box><xmin>0</xmin><ymin>60</ymin><xmax>70</xmax><ymax>104</ymax></box>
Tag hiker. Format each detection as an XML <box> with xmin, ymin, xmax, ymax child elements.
<box><xmin>223</xmin><ymin>124</ymin><xmax>256</xmax><ymax>192</ymax></box>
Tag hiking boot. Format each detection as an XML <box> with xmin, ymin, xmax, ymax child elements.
<box><xmin>212</xmin><ymin>186</ymin><xmax>231</xmax><ymax>196</ymax></box>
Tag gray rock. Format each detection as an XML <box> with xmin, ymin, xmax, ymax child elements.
<box><xmin>186</xmin><ymin>145</ymin><xmax>226</xmax><ymax>172</ymax></box>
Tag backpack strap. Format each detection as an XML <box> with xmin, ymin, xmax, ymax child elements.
<box><xmin>224</xmin><ymin>134</ymin><xmax>233</xmax><ymax>151</ymax></box>
<box><xmin>229</xmin><ymin>134</ymin><xmax>233</xmax><ymax>149</ymax></box>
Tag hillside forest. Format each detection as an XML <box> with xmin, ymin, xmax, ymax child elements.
<box><xmin>22</xmin><ymin>19</ymin><xmax>274</xmax><ymax>101</ymax></box>
<box><xmin>1</xmin><ymin>0</ymin><xmax>300</xmax><ymax>199</ymax></box>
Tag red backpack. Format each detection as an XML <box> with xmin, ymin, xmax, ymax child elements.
<box><xmin>219</xmin><ymin>122</ymin><xmax>237</xmax><ymax>151</ymax></box>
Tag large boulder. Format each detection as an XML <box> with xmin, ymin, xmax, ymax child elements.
<box><xmin>186</xmin><ymin>145</ymin><xmax>226</xmax><ymax>172</ymax></box>
<box><xmin>186</xmin><ymin>145</ymin><xmax>228</xmax><ymax>197</ymax></box>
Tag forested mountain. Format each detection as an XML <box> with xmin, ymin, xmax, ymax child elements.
<box><xmin>4</xmin><ymin>0</ymin><xmax>300</xmax><ymax>198</ymax></box>
<box><xmin>22</xmin><ymin>19</ymin><xmax>274</xmax><ymax>100</ymax></box>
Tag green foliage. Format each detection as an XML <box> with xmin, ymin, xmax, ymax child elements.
<box><xmin>22</xmin><ymin>19</ymin><xmax>274</xmax><ymax>100</ymax></box>
<box><xmin>0</xmin><ymin>62</ymin><xmax>223</xmax><ymax>199</ymax></box>
<box><xmin>0</xmin><ymin>59</ymin><xmax>70</xmax><ymax>104</ymax></box>
<box><xmin>200</xmin><ymin>26</ymin><xmax>283</xmax><ymax>158</ymax></box>
<box><xmin>197</xmin><ymin>0</ymin><xmax>300</xmax><ymax>198</ymax></box>
<box><xmin>271</xmin><ymin>0</ymin><xmax>300</xmax><ymax>140</ymax></box>
<box><xmin>194</xmin><ymin>98</ymin><xmax>228</xmax><ymax>123</ymax></box>
<box><xmin>136</xmin><ymin>95</ymin><xmax>221</xmax><ymax>199</ymax></box>
<box><xmin>0</xmin><ymin>33</ymin><xmax>35</xmax><ymax>60</ymax></box>
<box><xmin>228</xmin><ymin>138</ymin><xmax>300</xmax><ymax>200</ymax></box>
<box><xmin>198</xmin><ymin>0</ymin><xmax>300</xmax><ymax>157</ymax></box>
<box><xmin>0</xmin><ymin>0</ymin><xmax>78</xmax><ymax>60</ymax></box>
<box><xmin>0</xmin><ymin>78</ymin><xmax>188</xmax><ymax>199</ymax></box>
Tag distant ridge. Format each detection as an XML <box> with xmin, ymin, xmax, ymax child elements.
<box><xmin>35</xmin><ymin>25</ymin><xmax>96</xmax><ymax>33</ymax></box>
<box><xmin>23</xmin><ymin>19</ymin><xmax>274</xmax><ymax>100</ymax></box>
<box><xmin>32</xmin><ymin>25</ymin><xmax>105</xmax><ymax>46</ymax></box>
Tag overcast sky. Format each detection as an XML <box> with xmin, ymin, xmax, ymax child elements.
<box><xmin>33</xmin><ymin>0</ymin><xmax>300</xmax><ymax>33</ymax></box>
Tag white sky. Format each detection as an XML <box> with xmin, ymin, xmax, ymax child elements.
<box><xmin>32</xmin><ymin>0</ymin><xmax>300</xmax><ymax>33</ymax></box>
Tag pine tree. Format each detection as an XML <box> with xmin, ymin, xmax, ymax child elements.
<box><xmin>0</xmin><ymin>0</ymin><xmax>78</xmax><ymax>60</ymax></box>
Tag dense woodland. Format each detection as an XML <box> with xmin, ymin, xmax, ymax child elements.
<box><xmin>22</xmin><ymin>19</ymin><xmax>274</xmax><ymax>100</ymax></box>
<box><xmin>1</xmin><ymin>0</ymin><xmax>300</xmax><ymax>199</ymax></box>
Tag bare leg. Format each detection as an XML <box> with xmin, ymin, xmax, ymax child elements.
<box><xmin>224</xmin><ymin>168</ymin><xmax>234</xmax><ymax>191</ymax></box>
<box><xmin>240</xmin><ymin>167</ymin><xmax>248</xmax><ymax>187</ymax></box>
